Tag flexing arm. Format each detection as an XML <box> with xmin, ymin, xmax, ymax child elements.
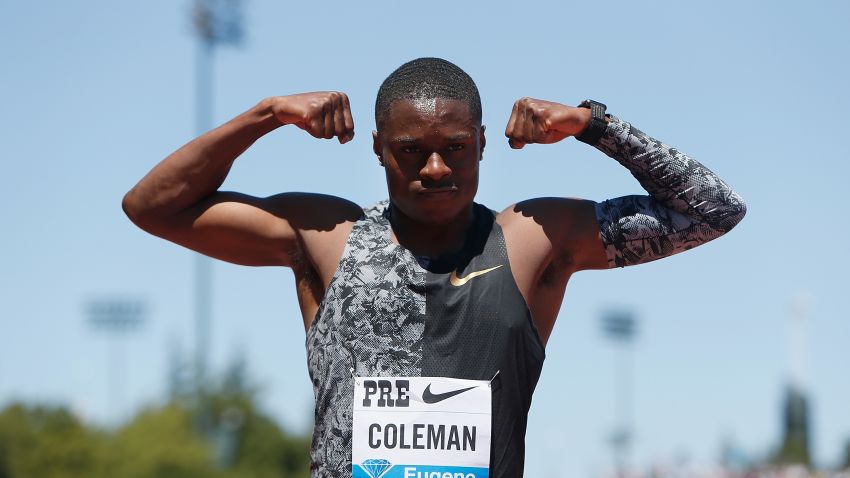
<box><xmin>122</xmin><ymin>92</ymin><xmax>358</xmax><ymax>267</ymax></box>
<box><xmin>591</xmin><ymin>116</ymin><xmax>746</xmax><ymax>267</ymax></box>
<box><xmin>504</xmin><ymin>98</ymin><xmax>746</xmax><ymax>271</ymax></box>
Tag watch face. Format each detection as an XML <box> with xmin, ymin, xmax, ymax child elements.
<box><xmin>580</xmin><ymin>100</ymin><xmax>607</xmax><ymax>116</ymax></box>
<box><xmin>589</xmin><ymin>100</ymin><xmax>607</xmax><ymax>112</ymax></box>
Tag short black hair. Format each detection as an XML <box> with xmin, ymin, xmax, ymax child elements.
<box><xmin>375</xmin><ymin>57</ymin><xmax>482</xmax><ymax>129</ymax></box>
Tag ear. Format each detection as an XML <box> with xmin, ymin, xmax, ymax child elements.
<box><xmin>479</xmin><ymin>125</ymin><xmax>486</xmax><ymax>161</ymax></box>
<box><xmin>372</xmin><ymin>130</ymin><xmax>381</xmax><ymax>157</ymax></box>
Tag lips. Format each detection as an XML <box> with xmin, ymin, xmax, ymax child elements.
<box><xmin>418</xmin><ymin>188</ymin><xmax>457</xmax><ymax>199</ymax></box>
<box><xmin>418</xmin><ymin>184</ymin><xmax>456</xmax><ymax>194</ymax></box>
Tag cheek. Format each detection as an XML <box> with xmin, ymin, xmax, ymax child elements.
<box><xmin>384</xmin><ymin>164</ymin><xmax>413</xmax><ymax>192</ymax></box>
<box><xmin>390</xmin><ymin>159</ymin><xmax>425</xmax><ymax>180</ymax></box>
<box><xmin>449</xmin><ymin>156</ymin><xmax>479</xmax><ymax>176</ymax></box>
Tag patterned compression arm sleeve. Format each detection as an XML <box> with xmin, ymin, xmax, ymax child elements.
<box><xmin>592</xmin><ymin>117</ymin><xmax>747</xmax><ymax>268</ymax></box>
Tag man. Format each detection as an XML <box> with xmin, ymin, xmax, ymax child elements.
<box><xmin>123</xmin><ymin>57</ymin><xmax>745</xmax><ymax>477</ymax></box>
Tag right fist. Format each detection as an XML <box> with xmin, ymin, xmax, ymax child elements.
<box><xmin>271</xmin><ymin>92</ymin><xmax>355</xmax><ymax>144</ymax></box>
<box><xmin>504</xmin><ymin>97</ymin><xmax>590</xmax><ymax>149</ymax></box>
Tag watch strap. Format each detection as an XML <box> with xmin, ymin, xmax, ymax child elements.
<box><xmin>576</xmin><ymin>99</ymin><xmax>608</xmax><ymax>145</ymax></box>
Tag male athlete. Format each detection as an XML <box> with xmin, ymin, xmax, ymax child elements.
<box><xmin>123</xmin><ymin>58</ymin><xmax>746</xmax><ymax>477</ymax></box>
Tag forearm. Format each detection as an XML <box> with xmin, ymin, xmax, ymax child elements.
<box><xmin>592</xmin><ymin>117</ymin><xmax>746</xmax><ymax>267</ymax></box>
<box><xmin>122</xmin><ymin>98</ymin><xmax>282</xmax><ymax>225</ymax></box>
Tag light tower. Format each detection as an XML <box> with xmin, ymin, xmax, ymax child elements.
<box><xmin>87</xmin><ymin>298</ymin><xmax>147</xmax><ymax>425</ymax></box>
<box><xmin>775</xmin><ymin>292</ymin><xmax>813</xmax><ymax>466</ymax></box>
<box><xmin>190</xmin><ymin>0</ymin><xmax>243</xmax><ymax>397</ymax></box>
<box><xmin>601</xmin><ymin>309</ymin><xmax>638</xmax><ymax>477</ymax></box>
<box><xmin>190</xmin><ymin>0</ymin><xmax>243</xmax><ymax>442</ymax></box>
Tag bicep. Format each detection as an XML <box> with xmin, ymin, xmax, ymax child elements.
<box><xmin>140</xmin><ymin>192</ymin><xmax>359</xmax><ymax>267</ymax></box>
<box><xmin>589</xmin><ymin>194</ymin><xmax>722</xmax><ymax>269</ymax></box>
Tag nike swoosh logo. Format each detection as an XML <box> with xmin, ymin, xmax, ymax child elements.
<box><xmin>449</xmin><ymin>264</ymin><xmax>503</xmax><ymax>286</ymax></box>
<box><xmin>422</xmin><ymin>384</ymin><xmax>477</xmax><ymax>404</ymax></box>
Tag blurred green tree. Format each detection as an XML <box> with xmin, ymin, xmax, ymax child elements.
<box><xmin>202</xmin><ymin>353</ymin><xmax>311</xmax><ymax>477</ymax></box>
<box><xmin>106</xmin><ymin>404</ymin><xmax>215</xmax><ymax>478</ymax></box>
<box><xmin>0</xmin><ymin>355</ymin><xmax>310</xmax><ymax>478</ymax></box>
<box><xmin>0</xmin><ymin>403</ymin><xmax>105</xmax><ymax>478</ymax></box>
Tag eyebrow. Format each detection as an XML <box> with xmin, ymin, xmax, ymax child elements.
<box><xmin>447</xmin><ymin>132</ymin><xmax>474</xmax><ymax>141</ymax></box>
<box><xmin>389</xmin><ymin>136</ymin><xmax>417</xmax><ymax>144</ymax></box>
<box><xmin>389</xmin><ymin>132</ymin><xmax>474</xmax><ymax>144</ymax></box>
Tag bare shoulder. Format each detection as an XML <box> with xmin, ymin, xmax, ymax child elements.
<box><xmin>496</xmin><ymin>197</ymin><xmax>607</xmax><ymax>275</ymax></box>
<box><xmin>494</xmin><ymin>197</ymin><xmax>608</xmax><ymax>344</ymax></box>
<box><xmin>496</xmin><ymin>197</ymin><xmax>595</xmax><ymax>256</ymax></box>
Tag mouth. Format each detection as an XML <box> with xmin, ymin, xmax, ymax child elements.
<box><xmin>417</xmin><ymin>186</ymin><xmax>457</xmax><ymax>198</ymax></box>
<box><xmin>418</xmin><ymin>186</ymin><xmax>458</xmax><ymax>201</ymax></box>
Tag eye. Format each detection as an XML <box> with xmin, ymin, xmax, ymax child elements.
<box><xmin>401</xmin><ymin>146</ymin><xmax>422</xmax><ymax>154</ymax></box>
<box><xmin>446</xmin><ymin>144</ymin><xmax>465</xmax><ymax>152</ymax></box>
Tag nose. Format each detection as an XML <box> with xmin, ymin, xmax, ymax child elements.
<box><xmin>420</xmin><ymin>152</ymin><xmax>451</xmax><ymax>183</ymax></box>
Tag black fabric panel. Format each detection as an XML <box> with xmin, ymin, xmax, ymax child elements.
<box><xmin>421</xmin><ymin>204</ymin><xmax>545</xmax><ymax>478</ymax></box>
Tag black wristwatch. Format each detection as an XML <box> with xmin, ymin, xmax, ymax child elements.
<box><xmin>575</xmin><ymin>99</ymin><xmax>608</xmax><ymax>145</ymax></box>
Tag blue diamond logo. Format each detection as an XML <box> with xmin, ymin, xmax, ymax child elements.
<box><xmin>360</xmin><ymin>458</ymin><xmax>392</xmax><ymax>478</ymax></box>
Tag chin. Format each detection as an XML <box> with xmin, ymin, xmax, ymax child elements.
<box><xmin>399</xmin><ymin>196</ymin><xmax>472</xmax><ymax>225</ymax></box>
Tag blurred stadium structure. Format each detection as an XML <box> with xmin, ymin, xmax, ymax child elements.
<box><xmin>602</xmin><ymin>309</ymin><xmax>638</xmax><ymax>475</ymax></box>
<box><xmin>86</xmin><ymin>298</ymin><xmax>147</xmax><ymax>424</ymax></box>
<box><xmin>190</xmin><ymin>0</ymin><xmax>245</xmax><ymax>451</ymax></box>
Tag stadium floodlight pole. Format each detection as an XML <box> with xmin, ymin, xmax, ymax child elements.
<box><xmin>776</xmin><ymin>292</ymin><xmax>814</xmax><ymax>465</ymax></box>
<box><xmin>87</xmin><ymin>299</ymin><xmax>146</xmax><ymax>425</ymax></box>
<box><xmin>602</xmin><ymin>310</ymin><xmax>638</xmax><ymax>477</ymax></box>
<box><xmin>190</xmin><ymin>0</ymin><xmax>243</xmax><ymax>402</ymax></box>
<box><xmin>788</xmin><ymin>292</ymin><xmax>812</xmax><ymax>398</ymax></box>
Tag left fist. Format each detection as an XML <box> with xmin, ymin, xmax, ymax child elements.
<box><xmin>504</xmin><ymin>98</ymin><xmax>591</xmax><ymax>149</ymax></box>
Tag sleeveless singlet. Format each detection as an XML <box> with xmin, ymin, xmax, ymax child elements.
<box><xmin>306</xmin><ymin>201</ymin><xmax>545</xmax><ymax>477</ymax></box>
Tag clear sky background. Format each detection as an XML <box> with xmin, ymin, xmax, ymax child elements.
<box><xmin>2</xmin><ymin>0</ymin><xmax>849</xmax><ymax>476</ymax></box>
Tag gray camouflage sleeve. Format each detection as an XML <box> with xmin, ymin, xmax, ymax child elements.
<box><xmin>592</xmin><ymin>116</ymin><xmax>746</xmax><ymax>268</ymax></box>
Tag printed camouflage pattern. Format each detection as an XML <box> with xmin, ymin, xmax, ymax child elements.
<box><xmin>593</xmin><ymin>117</ymin><xmax>746</xmax><ymax>268</ymax></box>
<box><xmin>306</xmin><ymin>201</ymin><xmax>426</xmax><ymax>477</ymax></box>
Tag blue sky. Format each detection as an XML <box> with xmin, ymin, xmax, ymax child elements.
<box><xmin>2</xmin><ymin>0</ymin><xmax>849</xmax><ymax>475</ymax></box>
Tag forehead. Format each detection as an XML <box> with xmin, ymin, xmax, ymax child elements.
<box><xmin>381</xmin><ymin>98</ymin><xmax>478</xmax><ymax>138</ymax></box>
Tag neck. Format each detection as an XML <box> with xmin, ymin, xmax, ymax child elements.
<box><xmin>388</xmin><ymin>202</ymin><xmax>475</xmax><ymax>259</ymax></box>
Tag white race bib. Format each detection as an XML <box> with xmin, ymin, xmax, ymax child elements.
<box><xmin>352</xmin><ymin>376</ymin><xmax>491</xmax><ymax>478</ymax></box>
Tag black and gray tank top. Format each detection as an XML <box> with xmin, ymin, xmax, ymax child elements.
<box><xmin>306</xmin><ymin>200</ymin><xmax>545</xmax><ymax>477</ymax></box>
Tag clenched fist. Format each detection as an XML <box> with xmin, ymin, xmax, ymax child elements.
<box><xmin>271</xmin><ymin>92</ymin><xmax>355</xmax><ymax>143</ymax></box>
<box><xmin>504</xmin><ymin>98</ymin><xmax>592</xmax><ymax>149</ymax></box>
